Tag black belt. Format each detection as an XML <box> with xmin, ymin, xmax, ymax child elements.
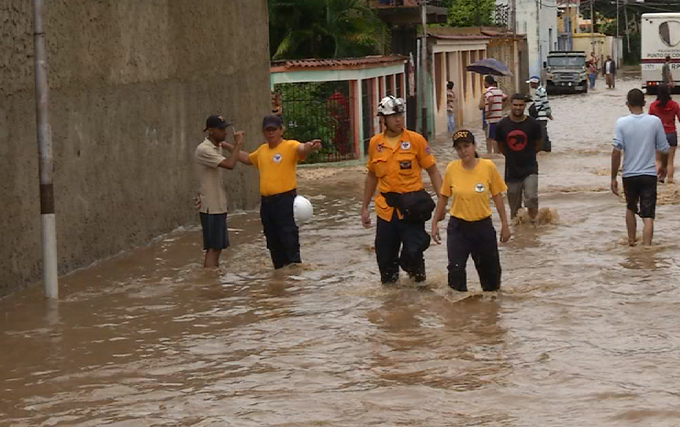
<box><xmin>261</xmin><ymin>189</ymin><xmax>297</xmax><ymax>202</ymax></box>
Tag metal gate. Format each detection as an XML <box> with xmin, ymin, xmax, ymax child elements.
<box><xmin>273</xmin><ymin>81</ymin><xmax>356</xmax><ymax>164</ymax></box>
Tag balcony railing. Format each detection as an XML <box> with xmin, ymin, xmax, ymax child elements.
<box><xmin>367</xmin><ymin>0</ymin><xmax>448</xmax><ymax>24</ymax></box>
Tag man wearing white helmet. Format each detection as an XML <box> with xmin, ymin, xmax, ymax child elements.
<box><xmin>361</xmin><ymin>96</ymin><xmax>443</xmax><ymax>284</ymax></box>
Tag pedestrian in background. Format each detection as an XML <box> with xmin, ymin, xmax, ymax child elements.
<box><xmin>226</xmin><ymin>115</ymin><xmax>321</xmax><ymax>269</ymax></box>
<box><xmin>611</xmin><ymin>89</ymin><xmax>669</xmax><ymax>246</ymax></box>
<box><xmin>431</xmin><ymin>130</ymin><xmax>510</xmax><ymax>292</ymax></box>
<box><xmin>194</xmin><ymin>115</ymin><xmax>244</xmax><ymax>268</ymax></box>
<box><xmin>588</xmin><ymin>60</ymin><xmax>598</xmax><ymax>90</ymax></box>
<box><xmin>527</xmin><ymin>76</ymin><xmax>553</xmax><ymax>152</ymax></box>
<box><xmin>361</xmin><ymin>96</ymin><xmax>443</xmax><ymax>284</ymax></box>
<box><xmin>479</xmin><ymin>75</ymin><xmax>506</xmax><ymax>154</ymax></box>
<box><xmin>649</xmin><ymin>83</ymin><xmax>680</xmax><ymax>183</ymax></box>
<box><xmin>271</xmin><ymin>91</ymin><xmax>283</xmax><ymax>117</ymax></box>
<box><xmin>603</xmin><ymin>55</ymin><xmax>616</xmax><ymax>89</ymax></box>
<box><xmin>446</xmin><ymin>81</ymin><xmax>457</xmax><ymax>134</ymax></box>
<box><xmin>590</xmin><ymin>51</ymin><xmax>599</xmax><ymax>69</ymax></box>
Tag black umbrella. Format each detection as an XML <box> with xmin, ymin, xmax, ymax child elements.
<box><xmin>466</xmin><ymin>58</ymin><xmax>512</xmax><ymax>77</ymax></box>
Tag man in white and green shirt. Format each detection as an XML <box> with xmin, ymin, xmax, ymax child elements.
<box><xmin>527</xmin><ymin>76</ymin><xmax>553</xmax><ymax>152</ymax></box>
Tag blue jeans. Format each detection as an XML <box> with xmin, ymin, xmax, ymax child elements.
<box><xmin>589</xmin><ymin>73</ymin><xmax>597</xmax><ymax>89</ymax></box>
<box><xmin>447</xmin><ymin>113</ymin><xmax>455</xmax><ymax>133</ymax></box>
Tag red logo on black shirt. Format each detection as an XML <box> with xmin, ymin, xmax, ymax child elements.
<box><xmin>506</xmin><ymin>129</ymin><xmax>528</xmax><ymax>152</ymax></box>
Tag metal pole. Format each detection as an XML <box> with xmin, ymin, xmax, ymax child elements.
<box><xmin>511</xmin><ymin>0</ymin><xmax>517</xmax><ymax>35</ymax></box>
<box><xmin>420</xmin><ymin>0</ymin><xmax>428</xmax><ymax>137</ymax></box>
<box><xmin>623</xmin><ymin>0</ymin><xmax>630</xmax><ymax>54</ymax></box>
<box><xmin>32</xmin><ymin>0</ymin><xmax>58</xmax><ymax>299</ymax></box>
<box><xmin>590</xmin><ymin>0</ymin><xmax>595</xmax><ymax>55</ymax></box>
<box><xmin>616</xmin><ymin>0</ymin><xmax>619</xmax><ymax>66</ymax></box>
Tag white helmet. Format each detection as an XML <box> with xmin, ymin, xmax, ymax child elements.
<box><xmin>293</xmin><ymin>195</ymin><xmax>313</xmax><ymax>224</ymax></box>
<box><xmin>377</xmin><ymin>95</ymin><xmax>406</xmax><ymax>116</ymax></box>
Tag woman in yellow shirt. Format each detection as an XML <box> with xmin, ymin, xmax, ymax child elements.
<box><xmin>431</xmin><ymin>130</ymin><xmax>511</xmax><ymax>292</ymax></box>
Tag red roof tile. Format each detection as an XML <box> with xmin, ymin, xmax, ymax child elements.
<box><xmin>427</xmin><ymin>32</ymin><xmax>491</xmax><ymax>40</ymax></box>
<box><xmin>271</xmin><ymin>55</ymin><xmax>408</xmax><ymax>70</ymax></box>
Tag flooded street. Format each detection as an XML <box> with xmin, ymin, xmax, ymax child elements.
<box><xmin>4</xmin><ymin>78</ymin><xmax>680</xmax><ymax>426</ymax></box>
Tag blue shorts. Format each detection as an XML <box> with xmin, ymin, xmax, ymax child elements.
<box><xmin>487</xmin><ymin>122</ymin><xmax>498</xmax><ymax>139</ymax></box>
<box><xmin>200</xmin><ymin>212</ymin><xmax>229</xmax><ymax>250</ymax></box>
<box><xmin>667</xmin><ymin>131</ymin><xmax>678</xmax><ymax>147</ymax></box>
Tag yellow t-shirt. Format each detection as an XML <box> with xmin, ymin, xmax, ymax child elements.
<box><xmin>440</xmin><ymin>159</ymin><xmax>507</xmax><ymax>222</ymax></box>
<box><xmin>248</xmin><ymin>139</ymin><xmax>302</xmax><ymax>196</ymax></box>
<box><xmin>384</xmin><ymin>134</ymin><xmax>401</xmax><ymax>149</ymax></box>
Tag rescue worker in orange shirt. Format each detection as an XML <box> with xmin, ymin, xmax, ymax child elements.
<box><xmin>360</xmin><ymin>96</ymin><xmax>443</xmax><ymax>284</ymax></box>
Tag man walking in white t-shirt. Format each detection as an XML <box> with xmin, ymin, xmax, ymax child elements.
<box><xmin>479</xmin><ymin>75</ymin><xmax>506</xmax><ymax>154</ymax></box>
<box><xmin>611</xmin><ymin>89</ymin><xmax>669</xmax><ymax>246</ymax></box>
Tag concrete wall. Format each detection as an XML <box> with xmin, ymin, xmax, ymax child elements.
<box><xmin>572</xmin><ymin>34</ymin><xmax>622</xmax><ymax>65</ymax></box>
<box><xmin>0</xmin><ymin>0</ymin><xmax>269</xmax><ymax>296</ymax></box>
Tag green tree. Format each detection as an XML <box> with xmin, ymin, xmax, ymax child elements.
<box><xmin>268</xmin><ymin>0</ymin><xmax>388</xmax><ymax>60</ymax></box>
<box><xmin>448</xmin><ymin>0</ymin><xmax>495</xmax><ymax>28</ymax></box>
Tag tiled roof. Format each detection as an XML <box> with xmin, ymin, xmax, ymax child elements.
<box><xmin>427</xmin><ymin>26</ymin><xmax>524</xmax><ymax>40</ymax></box>
<box><xmin>426</xmin><ymin>27</ymin><xmax>490</xmax><ymax>40</ymax></box>
<box><xmin>271</xmin><ymin>55</ymin><xmax>407</xmax><ymax>70</ymax></box>
<box><xmin>427</xmin><ymin>32</ymin><xmax>491</xmax><ymax>40</ymax></box>
<box><xmin>480</xmin><ymin>29</ymin><xmax>526</xmax><ymax>39</ymax></box>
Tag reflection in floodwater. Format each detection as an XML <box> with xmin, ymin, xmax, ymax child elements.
<box><xmin>3</xmin><ymin>78</ymin><xmax>680</xmax><ymax>425</ymax></box>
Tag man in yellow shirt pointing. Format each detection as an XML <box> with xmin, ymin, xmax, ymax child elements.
<box><xmin>227</xmin><ymin>115</ymin><xmax>321</xmax><ymax>269</ymax></box>
<box><xmin>360</xmin><ymin>96</ymin><xmax>443</xmax><ymax>284</ymax></box>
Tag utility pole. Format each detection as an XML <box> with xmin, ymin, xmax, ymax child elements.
<box><xmin>32</xmin><ymin>0</ymin><xmax>58</xmax><ymax>299</ymax></box>
<box><xmin>511</xmin><ymin>0</ymin><xmax>517</xmax><ymax>35</ymax></box>
<box><xmin>590</xmin><ymin>0</ymin><xmax>595</xmax><ymax>55</ymax></box>
<box><xmin>420</xmin><ymin>0</ymin><xmax>428</xmax><ymax>138</ymax></box>
<box><xmin>623</xmin><ymin>0</ymin><xmax>630</xmax><ymax>54</ymax></box>
<box><xmin>616</xmin><ymin>0</ymin><xmax>620</xmax><ymax>66</ymax></box>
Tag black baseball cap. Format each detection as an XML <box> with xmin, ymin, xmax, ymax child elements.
<box><xmin>452</xmin><ymin>129</ymin><xmax>476</xmax><ymax>146</ymax></box>
<box><xmin>204</xmin><ymin>115</ymin><xmax>231</xmax><ymax>132</ymax></box>
<box><xmin>262</xmin><ymin>115</ymin><xmax>283</xmax><ymax>129</ymax></box>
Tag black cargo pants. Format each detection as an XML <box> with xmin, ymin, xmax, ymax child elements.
<box><xmin>375</xmin><ymin>211</ymin><xmax>431</xmax><ymax>284</ymax></box>
<box><xmin>446</xmin><ymin>216</ymin><xmax>501</xmax><ymax>292</ymax></box>
<box><xmin>260</xmin><ymin>190</ymin><xmax>301</xmax><ymax>269</ymax></box>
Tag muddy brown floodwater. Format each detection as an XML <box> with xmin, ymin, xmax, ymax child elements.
<box><xmin>3</xmin><ymin>78</ymin><xmax>680</xmax><ymax>426</ymax></box>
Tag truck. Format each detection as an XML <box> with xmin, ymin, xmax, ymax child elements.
<box><xmin>545</xmin><ymin>51</ymin><xmax>588</xmax><ymax>94</ymax></box>
<box><xmin>641</xmin><ymin>13</ymin><xmax>680</xmax><ymax>94</ymax></box>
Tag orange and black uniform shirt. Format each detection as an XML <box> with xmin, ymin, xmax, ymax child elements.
<box><xmin>366</xmin><ymin>129</ymin><xmax>436</xmax><ymax>222</ymax></box>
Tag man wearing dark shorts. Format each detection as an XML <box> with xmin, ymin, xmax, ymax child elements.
<box><xmin>495</xmin><ymin>93</ymin><xmax>543</xmax><ymax>222</ymax></box>
<box><xmin>611</xmin><ymin>89</ymin><xmax>669</xmax><ymax>246</ymax></box>
<box><xmin>195</xmin><ymin>115</ymin><xmax>244</xmax><ymax>267</ymax></box>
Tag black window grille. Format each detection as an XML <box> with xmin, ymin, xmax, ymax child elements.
<box><xmin>273</xmin><ymin>81</ymin><xmax>357</xmax><ymax>164</ymax></box>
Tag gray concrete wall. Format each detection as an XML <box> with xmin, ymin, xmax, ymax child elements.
<box><xmin>0</xmin><ymin>0</ymin><xmax>269</xmax><ymax>296</ymax></box>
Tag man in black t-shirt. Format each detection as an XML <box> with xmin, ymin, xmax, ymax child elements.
<box><xmin>495</xmin><ymin>93</ymin><xmax>543</xmax><ymax>221</ymax></box>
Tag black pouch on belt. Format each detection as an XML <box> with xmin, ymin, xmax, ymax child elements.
<box><xmin>381</xmin><ymin>189</ymin><xmax>436</xmax><ymax>223</ymax></box>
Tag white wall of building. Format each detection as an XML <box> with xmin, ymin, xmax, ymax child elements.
<box><xmin>497</xmin><ymin>0</ymin><xmax>558</xmax><ymax>78</ymax></box>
